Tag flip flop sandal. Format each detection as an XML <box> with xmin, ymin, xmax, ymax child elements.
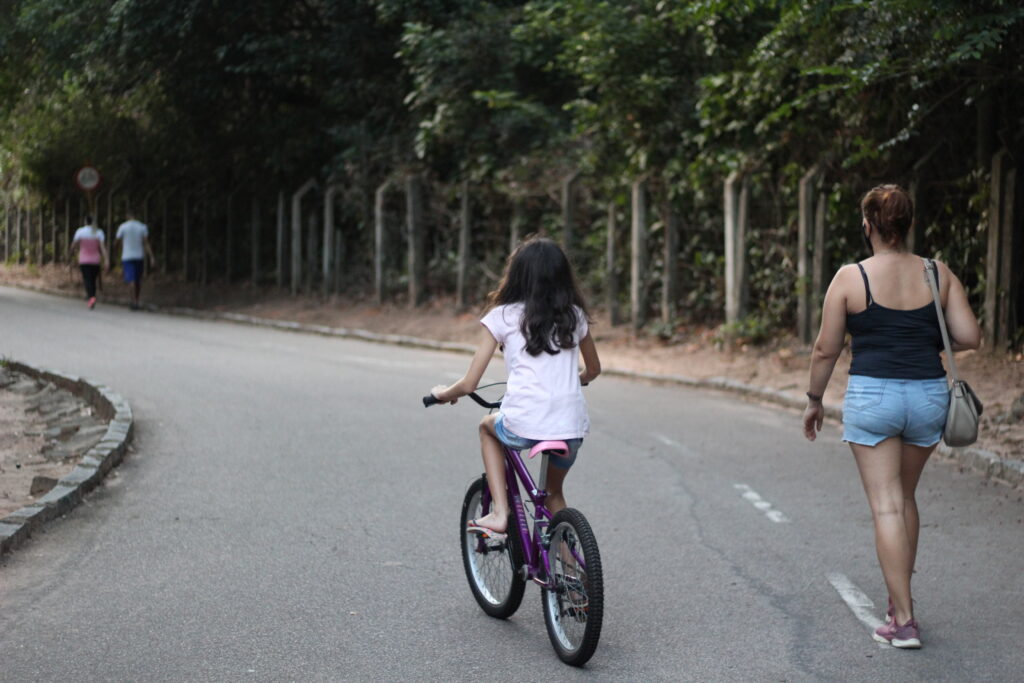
<box><xmin>467</xmin><ymin>520</ymin><xmax>508</xmax><ymax>542</ymax></box>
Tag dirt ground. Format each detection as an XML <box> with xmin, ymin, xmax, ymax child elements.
<box><xmin>0</xmin><ymin>372</ymin><xmax>77</xmax><ymax>518</ymax></box>
<box><xmin>4</xmin><ymin>263</ymin><xmax>1022</xmax><ymax>462</ymax></box>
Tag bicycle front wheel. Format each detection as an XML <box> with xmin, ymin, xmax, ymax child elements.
<box><xmin>541</xmin><ymin>508</ymin><xmax>604</xmax><ymax>666</ymax></box>
<box><xmin>460</xmin><ymin>476</ymin><xmax>525</xmax><ymax>619</ymax></box>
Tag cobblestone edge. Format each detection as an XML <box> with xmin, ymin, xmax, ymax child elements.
<box><xmin>5</xmin><ymin>280</ymin><xmax>1020</xmax><ymax>490</ymax></box>
<box><xmin>0</xmin><ymin>360</ymin><xmax>133</xmax><ymax>555</ymax></box>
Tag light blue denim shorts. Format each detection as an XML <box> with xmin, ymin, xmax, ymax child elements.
<box><xmin>842</xmin><ymin>375</ymin><xmax>949</xmax><ymax>447</ymax></box>
<box><xmin>494</xmin><ymin>413</ymin><xmax>582</xmax><ymax>470</ymax></box>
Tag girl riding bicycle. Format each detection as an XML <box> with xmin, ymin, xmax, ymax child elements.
<box><xmin>431</xmin><ymin>237</ymin><xmax>601</xmax><ymax>536</ymax></box>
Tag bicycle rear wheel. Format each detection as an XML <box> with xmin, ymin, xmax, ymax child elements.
<box><xmin>460</xmin><ymin>476</ymin><xmax>525</xmax><ymax>618</ymax></box>
<box><xmin>541</xmin><ymin>508</ymin><xmax>604</xmax><ymax>666</ymax></box>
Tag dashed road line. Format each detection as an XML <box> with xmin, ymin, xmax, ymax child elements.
<box><xmin>733</xmin><ymin>483</ymin><xmax>790</xmax><ymax>523</ymax></box>
<box><xmin>652</xmin><ymin>432</ymin><xmax>698</xmax><ymax>457</ymax></box>
<box><xmin>827</xmin><ymin>572</ymin><xmax>888</xmax><ymax>648</ymax></box>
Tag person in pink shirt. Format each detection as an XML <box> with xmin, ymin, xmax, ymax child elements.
<box><xmin>70</xmin><ymin>215</ymin><xmax>109</xmax><ymax>309</ymax></box>
<box><xmin>431</xmin><ymin>237</ymin><xmax>602</xmax><ymax>535</ymax></box>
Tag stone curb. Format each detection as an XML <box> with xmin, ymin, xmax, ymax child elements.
<box><xmin>4</xmin><ymin>280</ymin><xmax>1020</xmax><ymax>490</ymax></box>
<box><xmin>0</xmin><ymin>360</ymin><xmax>134</xmax><ymax>555</ymax></box>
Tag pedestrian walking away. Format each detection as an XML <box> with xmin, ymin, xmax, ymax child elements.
<box><xmin>802</xmin><ymin>184</ymin><xmax>981</xmax><ymax>649</ymax></box>
<box><xmin>115</xmin><ymin>210</ymin><xmax>156</xmax><ymax>310</ymax></box>
<box><xmin>430</xmin><ymin>236</ymin><xmax>602</xmax><ymax>536</ymax></box>
<box><xmin>70</xmin><ymin>215</ymin><xmax>108</xmax><ymax>309</ymax></box>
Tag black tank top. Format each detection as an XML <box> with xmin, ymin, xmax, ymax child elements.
<box><xmin>846</xmin><ymin>263</ymin><xmax>945</xmax><ymax>379</ymax></box>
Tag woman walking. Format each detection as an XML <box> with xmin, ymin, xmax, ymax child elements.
<box><xmin>70</xmin><ymin>215</ymin><xmax>108</xmax><ymax>309</ymax></box>
<box><xmin>802</xmin><ymin>185</ymin><xmax>980</xmax><ymax>648</ymax></box>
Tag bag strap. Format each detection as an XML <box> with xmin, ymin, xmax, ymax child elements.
<box><xmin>923</xmin><ymin>258</ymin><xmax>959</xmax><ymax>383</ymax></box>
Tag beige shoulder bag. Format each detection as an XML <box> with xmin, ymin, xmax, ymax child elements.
<box><xmin>924</xmin><ymin>259</ymin><xmax>983</xmax><ymax>447</ymax></box>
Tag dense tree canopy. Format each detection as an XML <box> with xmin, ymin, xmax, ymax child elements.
<box><xmin>1</xmin><ymin>0</ymin><xmax>1021</xmax><ymax>338</ymax></box>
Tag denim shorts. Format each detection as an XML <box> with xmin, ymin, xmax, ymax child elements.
<box><xmin>494</xmin><ymin>413</ymin><xmax>582</xmax><ymax>470</ymax></box>
<box><xmin>842</xmin><ymin>375</ymin><xmax>949</xmax><ymax>447</ymax></box>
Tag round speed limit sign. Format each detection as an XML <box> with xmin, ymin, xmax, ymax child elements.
<box><xmin>75</xmin><ymin>166</ymin><xmax>101</xmax><ymax>192</ymax></box>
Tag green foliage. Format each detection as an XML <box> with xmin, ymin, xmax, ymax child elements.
<box><xmin>0</xmin><ymin>0</ymin><xmax>1020</xmax><ymax>344</ymax></box>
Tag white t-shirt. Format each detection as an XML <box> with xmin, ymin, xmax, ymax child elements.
<box><xmin>115</xmin><ymin>220</ymin><xmax>149</xmax><ymax>260</ymax></box>
<box><xmin>481</xmin><ymin>303</ymin><xmax>589</xmax><ymax>440</ymax></box>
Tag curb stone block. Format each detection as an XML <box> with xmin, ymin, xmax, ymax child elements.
<box><xmin>0</xmin><ymin>522</ymin><xmax>30</xmax><ymax>553</ymax></box>
<box><xmin>4</xmin><ymin>505</ymin><xmax>50</xmax><ymax>528</ymax></box>
<box><xmin>36</xmin><ymin>485</ymin><xmax>82</xmax><ymax>514</ymax></box>
<box><xmin>59</xmin><ymin>466</ymin><xmax>102</xmax><ymax>492</ymax></box>
<box><xmin>1</xmin><ymin>358</ymin><xmax>133</xmax><ymax>555</ymax></box>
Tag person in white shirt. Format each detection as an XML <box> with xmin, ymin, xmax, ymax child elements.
<box><xmin>115</xmin><ymin>210</ymin><xmax>156</xmax><ymax>310</ymax></box>
<box><xmin>430</xmin><ymin>237</ymin><xmax>602</xmax><ymax>535</ymax></box>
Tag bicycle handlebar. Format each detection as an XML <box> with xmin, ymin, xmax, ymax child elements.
<box><xmin>422</xmin><ymin>391</ymin><xmax>501</xmax><ymax>410</ymax></box>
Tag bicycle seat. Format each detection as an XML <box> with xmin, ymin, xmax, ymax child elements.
<box><xmin>528</xmin><ymin>441</ymin><xmax>569</xmax><ymax>460</ymax></box>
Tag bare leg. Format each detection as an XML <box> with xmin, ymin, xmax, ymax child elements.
<box><xmin>133</xmin><ymin>279</ymin><xmax>142</xmax><ymax>305</ymax></box>
<box><xmin>544</xmin><ymin>462</ymin><xmax>569</xmax><ymax>516</ymax></box>
<box><xmin>473</xmin><ymin>413</ymin><xmax>508</xmax><ymax>533</ymax></box>
<box><xmin>851</xmin><ymin>437</ymin><xmax>917</xmax><ymax>624</ymax></box>
<box><xmin>900</xmin><ymin>442</ymin><xmax>934</xmax><ymax>576</ymax></box>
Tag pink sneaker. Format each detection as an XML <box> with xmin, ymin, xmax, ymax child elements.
<box><xmin>873</xmin><ymin>618</ymin><xmax>921</xmax><ymax>648</ymax></box>
<box><xmin>88</xmin><ymin>297</ymin><xmax>96</xmax><ymax>309</ymax></box>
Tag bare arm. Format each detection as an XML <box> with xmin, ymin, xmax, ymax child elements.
<box><xmin>578</xmin><ymin>331</ymin><xmax>601</xmax><ymax>385</ymax></box>
<box><xmin>937</xmin><ymin>261</ymin><xmax>980</xmax><ymax>351</ymax></box>
<box><xmin>431</xmin><ymin>325</ymin><xmax>498</xmax><ymax>403</ymax></box>
<box><xmin>803</xmin><ymin>266</ymin><xmax>850</xmax><ymax>441</ymax></box>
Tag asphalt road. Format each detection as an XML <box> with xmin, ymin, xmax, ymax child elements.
<box><xmin>1</xmin><ymin>285</ymin><xmax>1022</xmax><ymax>681</ymax></box>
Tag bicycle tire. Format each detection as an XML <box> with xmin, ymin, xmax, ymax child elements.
<box><xmin>541</xmin><ymin>508</ymin><xmax>604</xmax><ymax>666</ymax></box>
<box><xmin>460</xmin><ymin>476</ymin><xmax>526</xmax><ymax>619</ymax></box>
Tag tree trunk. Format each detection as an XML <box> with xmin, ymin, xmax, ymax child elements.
<box><xmin>997</xmin><ymin>165</ymin><xmax>1019</xmax><ymax>349</ymax></box>
<box><xmin>406</xmin><ymin>173</ymin><xmax>425</xmax><ymax>307</ymax></box>
<box><xmin>630</xmin><ymin>179</ymin><xmax>647</xmax><ymax>330</ymax></box>
<box><xmin>606</xmin><ymin>202</ymin><xmax>620</xmax><ymax>326</ymax></box>
<box><xmin>456</xmin><ymin>180</ymin><xmax>471</xmax><ymax>310</ymax></box>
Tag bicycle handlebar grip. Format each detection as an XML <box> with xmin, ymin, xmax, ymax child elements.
<box><xmin>422</xmin><ymin>394</ymin><xmax>441</xmax><ymax>407</ymax></box>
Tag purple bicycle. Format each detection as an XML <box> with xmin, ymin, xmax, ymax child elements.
<box><xmin>424</xmin><ymin>388</ymin><xmax>604</xmax><ymax>666</ymax></box>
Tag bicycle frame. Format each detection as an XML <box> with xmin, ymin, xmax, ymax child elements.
<box><xmin>478</xmin><ymin>444</ymin><xmax>584</xmax><ymax>589</ymax></box>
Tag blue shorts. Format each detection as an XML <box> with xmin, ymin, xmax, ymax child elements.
<box><xmin>842</xmin><ymin>375</ymin><xmax>949</xmax><ymax>447</ymax></box>
<box><xmin>494</xmin><ymin>414</ymin><xmax>582</xmax><ymax>470</ymax></box>
<box><xmin>122</xmin><ymin>259</ymin><xmax>144</xmax><ymax>283</ymax></box>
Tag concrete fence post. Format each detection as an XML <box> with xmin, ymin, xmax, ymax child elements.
<box><xmin>984</xmin><ymin>149</ymin><xmax>1010</xmax><ymax>348</ymax></box>
<box><xmin>251</xmin><ymin>196</ymin><xmax>260</xmax><ymax>286</ymax></box>
<box><xmin>374</xmin><ymin>180</ymin><xmax>388</xmax><ymax>305</ymax></box>
<box><xmin>661</xmin><ymin>199</ymin><xmax>680</xmax><ymax>325</ymax></box>
<box><xmin>323</xmin><ymin>185</ymin><xmax>338</xmax><ymax>297</ymax></box>
<box><xmin>630</xmin><ymin>179</ymin><xmax>648</xmax><ymax>330</ymax></box>
<box><xmin>276</xmin><ymin>191</ymin><xmax>285</xmax><ymax>289</ymax></box>
<box><xmin>606</xmin><ymin>202</ymin><xmax>620</xmax><ymax>326</ymax></box>
<box><xmin>456</xmin><ymin>181</ymin><xmax>471</xmax><ymax>310</ymax></box>
<box><xmin>291</xmin><ymin>178</ymin><xmax>317</xmax><ymax>295</ymax></box>
<box><xmin>724</xmin><ymin>171</ymin><xmax>750</xmax><ymax>325</ymax></box>
<box><xmin>406</xmin><ymin>173</ymin><xmax>426</xmax><ymax>308</ymax></box>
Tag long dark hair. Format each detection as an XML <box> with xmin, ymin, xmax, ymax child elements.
<box><xmin>487</xmin><ymin>237</ymin><xmax>590</xmax><ymax>356</ymax></box>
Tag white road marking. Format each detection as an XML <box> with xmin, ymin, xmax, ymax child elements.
<box><xmin>827</xmin><ymin>572</ymin><xmax>888</xmax><ymax>648</ymax></box>
<box><xmin>733</xmin><ymin>483</ymin><xmax>790</xmax><ymax>523</ymax></box>
<box><xmin>652</xmin><ymin>433</ymin><xmax>697</xmax><ymax>457</ymax></box>
<box><xmin>654</xmin><ymin>433</ymin><xmax>679</xmax><ymax>447</ymax></box>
